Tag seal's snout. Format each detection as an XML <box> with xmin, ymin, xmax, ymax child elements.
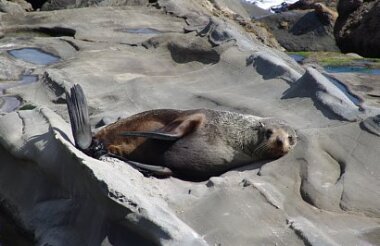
<box><xmin>258</xmin><ymin>124</ymin><xmax>297</xmax><ymax>159</ymax></box>
<box><xmin>276</xmin><ymin>136</ymin><xmax>284</xmax><ymax>147</ymax></box>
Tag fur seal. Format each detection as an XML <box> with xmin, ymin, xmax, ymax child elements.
<box><xmin>66</xmin><ymin>84</ymin><xmax>297</xmax><ymax>179</ymax></box>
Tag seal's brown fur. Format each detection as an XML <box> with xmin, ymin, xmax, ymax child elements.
<box><xmin>94</xmin><ymin>109</ymin><xmax>297</xmax><ymax>179</ymax></box>
<box><xmin>66</xmin><ymin>84</ymin><xmax>297</xmax><ymax>179</ymax></box>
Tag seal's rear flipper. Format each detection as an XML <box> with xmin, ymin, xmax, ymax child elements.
<box><xmin>105</xmin><ymin>153</ymin><xmax>173</xmax><ymax>178</ymax></box>
<box><xmin>120</xmin><ymin>113</ymin><xmax>205</xmax><ymax>140</ymax></box>
<box><xmin>66</xmin><ymin>84</ymin><xmax>92</xmax><ymax>150</ymax></box>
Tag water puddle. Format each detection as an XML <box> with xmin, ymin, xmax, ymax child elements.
<box><xmin>8</xmin><ymin>48</ymin><xmax>60</xmax><ymax>65</ymax></box>
<box><xmin>0</xmin><ymin>82</ymin><xmax>16</xmax><ymax>96</ymax></box>
<box><xmin>2</xmin><ymin>48</ymin><xmax>57</xmax><ymax>113</ymax></box>
<box><xmin>324</xmin><ymin>66</ymin><xmax>380</xmax><ymax>75</ymax></box>
<box><xmin>288</xmin><ymin>54</ymin><xmax>305</xmax><ymax>63</ymax></box>
<box><xmin>0</xmin><ymin>75</ymin><xmax>38</xmax><ymax>95</ymax></box>
<box><xmin>288</xmin><ymin>53</ymin><xmax>380</xmax><ymax>75</ymax></box>
<box><xmin>116</xmin><ymin>27</ymin><xmax>163</xmax><ymax>34</ymax></box>
<box><xmin>20</xmin><ymin>74</ymin><xmax>38</xmax><ymax>84</ymax></box>
<box><xmin>0</xmin><ymin>75</ymin><xmax>38</xmax><ymax>113</ymax></box>
<box><xmin>0</xmin><ymin>96</ymin><xmax>22</xmax><ymax>113</ymax></box>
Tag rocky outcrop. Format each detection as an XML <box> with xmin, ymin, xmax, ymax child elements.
<box><xmin>259</xmin><ymin>6</ymin><xmax>339</xmax><ymax>51</ymax></box>
<box><xmin>288</xmin><ymin>0</ymin><xmax>338</xmax><ymax>9</ymax></box>
<box><xmin>334</xmin><ymin>0</ymin><xmax>380</xmax><ymax>57</ymax></box>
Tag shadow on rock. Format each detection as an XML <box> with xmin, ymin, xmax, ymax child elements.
<box><xmin>290</xmin><ymin>11</ymin><xmax>330</xmax><ymax>36</ymax></box>
<box><xmin>168</xmin><ymin>42</ymin><xmax>220</xmax><ymax>64</ymax></box>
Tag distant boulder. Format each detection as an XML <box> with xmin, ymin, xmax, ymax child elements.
<box><xmin>259</xmin><ymin>3</ymin><xmax>338</xmax><ymax>51</ymax></box>
<box><xmin>334</xmin><ymin>0</ymin><xmax>380</xmax><ymax>57</ymax></box>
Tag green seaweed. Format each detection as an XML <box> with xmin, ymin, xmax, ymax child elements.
<box><xmin>19</xmin><ymin>104</ymin><xmax>36</xmax><ymax>110</ymax></box>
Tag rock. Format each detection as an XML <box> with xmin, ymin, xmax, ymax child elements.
<box><xmin>10</xmin><ymin>0</ymin><xmax>33</xmax><ymax>11</ymax></box>
<box><xmin>361</xmin><ymin>114</ymin><xmax>380</xmax><ymax>137</ymax></box>
<box><xmin>345</xmin><ymin>53</ymin><xmax>362</xmax><ymax>58</ymax></box>
<box><xmin>314</xmin><ymin>3</ymin><xmax>337</xmax><ymax>25</ymax></box>
<box><xmin>0</xmin><ymin>0</ymin><xmax>25</xmax><ymax>14</ymax></box>
<box><xmin>0</xmin><ymin>1</ymin><xmax>379</xmax><ymax>246</ymax></box>
<box><xmin>191</xmin><ymin>0</ymin><xmax>282</xmax><ymax>49</ymax></box>
<box><xmin>334</xmin><ymin>0</ymin><xmax>380</xmax><ymax>57</ymax></box>
<box><xmin>259</xmin><ymin>8</ymin><xmax>339</xmax><ymax>51</ymax></box>
<box><xmin>0</xmin><ymin>56</ymin><xmax>25</xmax><ymax>81</ymax></box>
<box><xmin>282</xmin><ymin>67</ymin><xmax>363</xmax><ymax>121</ymax></box>
<box><xmin>41</xmin><ymin>0</ymin><xmax>149</xmax><ymax>10</ymax></box>
<box><xmin>288</xmin><ymin>0</ymin><xmax>338</xmax><ymax>10</ymax></box>
<box><xmin>289</xmin><ymin>0</ymin><xmax>318</xmax><ymax>10</ymax></box>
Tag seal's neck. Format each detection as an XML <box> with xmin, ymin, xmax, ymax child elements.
<box><xmin>214</xmin><ymin>111</ymin><xmax>262</xmax><ymax>158</ymax></box>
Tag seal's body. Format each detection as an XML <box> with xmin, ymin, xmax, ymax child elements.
<box><xmin>66</xmin><ymin>84</ymin><xmax>297</xmax><ymax>179</ymax></box>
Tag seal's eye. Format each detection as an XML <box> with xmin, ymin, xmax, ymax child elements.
<box><xmin>288</xmin><ymin>136</ymin><xmax>295</xmax><ymax>145</ymax></box>
<box><xmin>265</xmin><ymin>129</ymin><xmax>273</xmax><ymax>139</ymax></box>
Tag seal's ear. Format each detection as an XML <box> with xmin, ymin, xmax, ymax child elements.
<box><xmin>120</xmin><ymin>113</ymin><xmax>205</xmax><ymax>141</ymax></box>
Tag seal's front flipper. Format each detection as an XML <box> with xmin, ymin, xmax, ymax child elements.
<box><xmin>120</xmin><ymin>113</ymin><xmax>205</xmax><ymax>140</ymax></box>
<box><xmin>119</xmin><ymin>131</ymin><xmax>180</xmax><ymax>140</ymax></box>
<box><xmin>66</xmin><ymin>84</ymin><xmax>92</xmax><ymax>150</ymax></box>
<box><xmin>105</xmin><ymin>153</ymin><xmax>173</xmax><ymax>178</ymax></box>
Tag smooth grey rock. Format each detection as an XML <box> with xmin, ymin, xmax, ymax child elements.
<box><xmin>0</xmin><ymin>0</ymin><xmax>24</xmax><ymax>14</ymax></box>
<box><xmin>283</xmin><ymin>67</ymin><xmax>365</xmax><ymax>121</ymax></box>
<box><xmin>361</xmin><ymin>114</ymin><xmax>380</xmax><ymax>136</ymax></box>
<box><xmin>252</xmin><ymin>51</ymin><xmax>302</xmax><ymax>81</ymax></box>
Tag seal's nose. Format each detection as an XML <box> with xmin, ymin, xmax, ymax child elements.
<box><xmin>276</xmin><ymin>137</ymin><xmax>283</xmax><ymax>147</ymax></box>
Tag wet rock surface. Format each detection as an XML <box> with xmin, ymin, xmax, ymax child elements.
<box><xmin>0</xmin><ymin>1</ymin><xmax>379</xmax><ymax>245</ymax></box>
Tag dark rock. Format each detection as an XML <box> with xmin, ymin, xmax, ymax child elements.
<box><xmin>259</xmin><ymin>9</ymin><xmax>339</xmax><ymax>51</ymax></box>
<box><xmin>334</xmin><ymin>0</ymin><xmax>380</xmax><ymax>58</ymax></box>
<box><xmin>289</xmin><ymin>0</ymin><xmax>318</xmax><ymax>10</ymax></box>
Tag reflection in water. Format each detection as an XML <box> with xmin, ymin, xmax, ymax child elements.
<box><xmin>288</xmin><ymin>54</ymin><xmax>305</xmax><ymax>63</ymax></box>
<box><xmin>288</xmin><ymin>53</ymin><xmax>380</xmax><ymax>75</ymax></box>
<box><xmin>117</xmin><ymin>27</ymin><xmax>163</xmax><ymax>34</ymax></box>
<box><xmin>8</xmin><ymin>48</ymin><xmax>60</xmax><ymax>65</ymax></box>
<box><xmin>324</xmin><ymin>66</ymin><xmax>380</xmax><ymax>75</ymax></box>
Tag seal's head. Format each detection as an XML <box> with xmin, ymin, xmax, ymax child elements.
<box><xmin>254</xmin><ymin>120</ymin><xmax>297</xmax><ymax>159</ymax></box>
